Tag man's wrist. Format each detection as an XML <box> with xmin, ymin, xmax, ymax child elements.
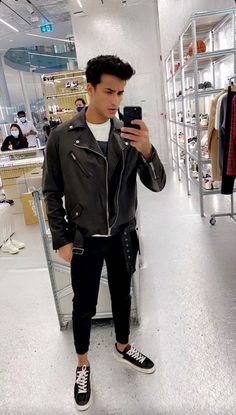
<box><xmin>141</xmin><ymin>145</ymin><xmax>153</xmax><ymax>161</ymax></box>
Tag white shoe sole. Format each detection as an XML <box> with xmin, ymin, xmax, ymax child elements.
<box><xmin>1</xmin><ymin>247</ymin><xmax>19</xmax><ymax>254</ymax></box>
<box><xmin>75</xmin><ymin>393</ymin><xmax>92</xmax><ymax>412</ymax></box>
<box><xmin>113</xmin><ymin>351</ymin><xmax>156</xmax><ymax>374</ymax></box>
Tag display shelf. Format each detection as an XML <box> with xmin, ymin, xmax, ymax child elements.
<box><xmin>41</xmin><ymin>69</ymin><xmax>89</xmax><ymax>123</ymax></box>
<box><xmin>165</xmin><ymin>7</ymin><xmax>236</xmax><ymax>216</ymax></box>
<box><xmin>0</xmin><ymin>147</ymin><xmax>44</xmax><ymax>214</ymax></box>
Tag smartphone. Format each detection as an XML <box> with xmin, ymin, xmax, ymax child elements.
<box><xmin>123</xmin><ymin>106</ymin><xmax>142</xmax><ymax>130</ymax></box>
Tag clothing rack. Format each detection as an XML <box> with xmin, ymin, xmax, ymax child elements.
<box><xmin>210</xmin><ymin>76</ymin><xmax>236</xmax><ymax>225</ymax></box>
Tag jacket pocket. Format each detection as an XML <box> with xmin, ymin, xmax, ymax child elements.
<box><xmin>70</xmin><ymin>151</ymin><xmax>92</xmax><ymax>178</ymax></box>
<box><xmin>70</xmin><ymin>204</ymin><xmax>83</xmax><ymax>221</ymax></box>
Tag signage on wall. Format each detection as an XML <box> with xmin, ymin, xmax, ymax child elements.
<box><xmin>40</xmin><ymin>23</ymin><xmax>53</xmax><ymax>33</ymax></box>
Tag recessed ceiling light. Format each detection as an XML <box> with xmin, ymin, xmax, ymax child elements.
<box><xmin>0</xmin><ymin>18</ymin><xmax>19</xmax><ymax>32</ymax></box>
<box><xmin>77</xmin><ymin>0</ymin><xmax>83</xmax><ymax>7</ymax></box>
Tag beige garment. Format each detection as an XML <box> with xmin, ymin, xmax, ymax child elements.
<box><xmin>208</xmin><ymin>91</ymin><xmax>225</xmax><ymax>181</ymax></box>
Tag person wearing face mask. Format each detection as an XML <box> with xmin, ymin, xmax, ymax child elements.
<box><xmin>1</xmin><ymin>124</ymin><xmax>28</xmax><ymax>151</ymax></box>
<box><xmin>17</xmin><ymin>110</ymin><xmax>38</xmax><ymax>147</ymax></box>
<box><xmin>75</xmin><ymin>97</ymin><xmax>86</xmax><ymax>113</ymax></box>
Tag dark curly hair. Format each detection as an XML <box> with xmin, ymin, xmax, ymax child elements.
<box><xmin>86</xmin><ymin>55</ymin><xmax>135</xmax><ymax>86</ymax></box>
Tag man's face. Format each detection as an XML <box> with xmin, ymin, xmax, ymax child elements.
<box><xmin>87</xmin><ymin>74</ymin><xmax>125</xmax><ymax>119</ymax></box>
<box><xmin>76</xmin><ymin>100</ymin><xmax>84</xmax><ymax>108</ymax></box>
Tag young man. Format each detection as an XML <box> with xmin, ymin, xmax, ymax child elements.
<box><xmin>17</xmin><ymin>110</ymin><xmax>38</xmax><ymax>147</ymax></box>
<box><xmin>75</xmin><ymin>97</ymin><xmax>86</xmax><ymax>112</ymax></box>
<box><xmin>43</xmin><ymin>55</ymin><xmax>166</xmax><ymax>411</ymax></box>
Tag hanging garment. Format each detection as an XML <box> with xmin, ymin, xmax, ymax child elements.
<box><xmin>215</xmin><ymin>93</ymin><xmax>227</xmax><ymax>131</ymax></box>
<box><xmin>227</xmin><ymin>94</ymin><xmax>236</xmax><ymax>176</ymax></box>
<box><xmin>208</xmin><ymin>90</ymin><xmax>225</xmax><ymax>181</ymax></box>
<box><xmin>219</xmin><ymin>87</ymin><xmax>236</xmax><ymax>194</ymax></box>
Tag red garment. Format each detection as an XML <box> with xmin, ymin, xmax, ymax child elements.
<box><xmin>227</xmin><ymin>94</ymin><xmax>236</xmax><ymax>175</ymax></box>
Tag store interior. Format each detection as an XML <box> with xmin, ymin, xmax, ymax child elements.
<box><xmin>0</xmin><ymin>1</ymin><xmax>236</xmax><ymax>414</ymax></box>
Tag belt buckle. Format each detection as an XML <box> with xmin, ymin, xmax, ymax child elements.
<box><xmin>72</xmin><ymin>247</ymin><xmax>84</xmax><ymax>255</ymax></box>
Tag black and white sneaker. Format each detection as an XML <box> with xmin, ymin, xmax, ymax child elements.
<box><xmin>113</xmin><ymin>343</ymin><xmax>155</xmax><ymax>374</ymax></box>
<box><xmin>74</xmin><ymin>365</ymin><xmax>92</xmax><ymax>411</ymax></box>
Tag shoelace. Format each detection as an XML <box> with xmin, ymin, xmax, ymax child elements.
<box><xmin>126</xmin><ymin>344</ymin><xmax>146</xmax><ymax>364</ymax></box>
<box><xmin>75</xmin><ymin>365</ymin><xmax>89</xmax><ymax>394</ymax></box>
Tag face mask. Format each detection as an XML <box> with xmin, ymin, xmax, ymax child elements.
<box><xmin>77</xmin><ymin>107</ymin><xmax>84</xmax><ymax>112</ymax></box>
<box><xmin>11</xmin><ymin>130</ymin><xmax>19</xmax><ymax>138</ymax></box>
<box><xmin>19</xmin><ymin>117</ymin><xmax>26</xmax><ymax>123</ymax></box>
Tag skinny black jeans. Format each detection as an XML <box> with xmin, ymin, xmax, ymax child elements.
<box><xmin>70</xmin><ymin>235</ymin><xmax>132</xmax><ymax>355</ymax></box>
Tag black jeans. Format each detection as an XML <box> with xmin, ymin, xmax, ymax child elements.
<box><xmin>71</xmin><ymin>235</ymin><xmax>132</xmax><ymax>355</ymax></box>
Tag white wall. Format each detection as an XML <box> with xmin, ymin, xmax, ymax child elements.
<box><xmin>71</xmin><ymin>0</ymin><xmax>168</xmax><ymax>162</ymax></box>
<box><xmin>158</xmin><ymin>0</ymin><xmax>235</xmax><ymax>59</ymax></box>
<box><xmin>3</xmin><ymin>64</ymin><xmax>43</xmax><ymax>108</ymax></box>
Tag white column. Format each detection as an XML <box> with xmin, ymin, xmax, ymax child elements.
<box><xmin>71</xmin><ymin>0</ymin><xmax>169</xmax><ymax>163</ymax></box>
<box><xmin>19</xmin><ymin>71</ymin><xmax>33</xmax><ymax>122</ymax></box>
<box><xmin>0</xmin><ymin>55</ymin><xmax>12</xmax><ymax>107</ymax></box>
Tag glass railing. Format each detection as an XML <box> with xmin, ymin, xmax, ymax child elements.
<box><xmin>4</xmin><ymin>45</ymin><xmax>78</xmax><ymax>73</ymax></box>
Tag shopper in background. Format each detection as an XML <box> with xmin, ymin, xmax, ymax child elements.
<box><xmin>75</xmin><ymin>97</ymin><xmax>86</xmax><ymax>112</ymax></box>
<box><xmin>43</xmin><ymin>54</ymin><xmax>166</xmax><ymax>411</ymax></box>
<box><xmin>42</xmin><ymin>117</ymin><xmax>51</xmax><ymax>143</ymax></box>
<box><xmin>17</xmin><ymin>110</ymin><xmax>38</xmax><ymax>147</ymax></box>
<box><xmin>1</xmin><ymin>124</ymin><xmax>28</xmax><ymax>152</ymax></box>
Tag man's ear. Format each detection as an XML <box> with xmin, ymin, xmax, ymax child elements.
<box><xmin>87</xmin><ymin>83</ymin><xmax>95</xmax><ymax>97</ymax></box>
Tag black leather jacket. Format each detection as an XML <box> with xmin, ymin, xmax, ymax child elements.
<box><xmin>42</xmin><ymin>111</ymin><xmax>166</xmax><ymax>250</ymax></box>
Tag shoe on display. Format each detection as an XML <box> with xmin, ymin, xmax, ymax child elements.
<box><xmin>10</xmin><ymin>239</ymin><xmax>25</xmax><ymax>249</ymax></box>
<box><xmin>204</xmin><ymin>81</ymin><xmax>213</xmax><ymax>89</ymax></box>
<box><xmin>65</xmin><ymin>82</ymin><xmax>71</xmax><ymax>88</ymax></box>
<box><xmin>74</xmin><ymin>365</ymin><xmax>92</xmax><ymax>411</ymax></box>
<box><xmin>0</xmin><ymin>198</ymin><xmax>14</xmax><ymax>205</ymax></box>
<box><xmin>1</xmin><ymin>239</ymin><xmax>19</xmax><ymax>254</ymax></box>
<box><xmin>191</xmin><ymin>114</ymin><xmax>196</xmax><ymax>124</ymax></box>
<box><xmin>198</xmin><ymin>83</ymin><xmax>205</xmax><ymax>90</ymax></box>
<box><xmin>202</xmin><ymin>179</ymin><xmax>213</xmax><ymax>190</ymax></box>
<box><xmin>70</xmin><ymin>81</ymin><xmax>78</xmax><ymax>88</ymax></box>
<box><xmin>188</xmin><ymin>136</ymin><xmax>197</xmax><ymax>143</ymax></box>
<box><xmin>113</xmin><ymin>343</ymin><xmax>155</xmax><ymax>374</ymax></box>
<box><xmin>200</xmin><ymin>114</ymin><xmax>209</xmax><ymax>126</ymax></box>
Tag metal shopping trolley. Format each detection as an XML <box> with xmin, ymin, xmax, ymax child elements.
<box><xmin>32</xmin><ymin>190</ymin><xmax>141</xmax><ymax>330</ymax></box>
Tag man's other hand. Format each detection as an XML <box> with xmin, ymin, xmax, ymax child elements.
<box><xmin>58</xmin><ymin>243</ymin><xmax>73</xmax><ymax>262</ymax></box>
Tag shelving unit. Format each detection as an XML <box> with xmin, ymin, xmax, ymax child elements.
<box><xmin>41</xmin><ymin>69</ymin><xmax>89</xmax><ymax>124</ymax></box>
<box><xmin>32</xmin><ymin>190</ymin><xmax>141</xmax><ymax>329</ymax></box>
<box><xmin>165</xmin><ymin>8</ymin><xmax>236</xmax><ymax>217</ymax></box>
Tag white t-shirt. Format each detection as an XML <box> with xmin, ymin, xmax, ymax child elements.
<box><xmin>86</xmin><ymin>119</ymin><xmax>111</xmax><ymax>236</ymax></box>
<box><xmin>86</xmin><ymin>119</ymin><xmax>110</xmax><ymax>142</ymax></box>
<box><xmin>17</xmin><ymin>120</ymin><xmax>38</xmax><ymax>147</ymax></box>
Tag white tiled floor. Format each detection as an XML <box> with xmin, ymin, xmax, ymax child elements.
<box><xmin>0</xmin><ymin>167</ymin><xmax>236</xmax><ymax>415</ymax></box>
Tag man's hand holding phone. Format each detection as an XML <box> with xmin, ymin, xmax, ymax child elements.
<box><xmin>121</xmin><ymin>119</ymin><xmax>152</xmax><ymax>160</ymax></box>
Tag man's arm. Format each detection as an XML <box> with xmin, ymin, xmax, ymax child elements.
<box><xmin>121</xmin><ymin>120</ymin><xmax>166</xmax><ymax>192</ymax></box>
<box><xmin>42</xmin><ymin>129</ymin><xmax>72</xmax><ymax>251</ymax></box>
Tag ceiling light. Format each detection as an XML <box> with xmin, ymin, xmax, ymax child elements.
<box><xmin>0</xmin><ymin>18</ymin><xmax>19</xmax><ymax>32</ymax></box>
<box><xmin>77</xmin><ymin>0</ymin><xmax>83</xmax><ymax>7</ymax></box>
<box><xmin>26</xmin><ymin>33</ymin><xmax>75</xmax><ymax>43</ymax></box>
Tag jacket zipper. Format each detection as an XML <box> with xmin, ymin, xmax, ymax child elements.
<box><xmin>110</xmin><ymin>149</ymin><xmax>125</xmax><ymax>231</ymax></box>
<box><xmin>73</xmin><ymin>144</ymin><xmax>111</xmax><ymax>235</ymax></box>
<box><xmin>70</xmin><ymin>152</ymin><xmax>91</xmax><ymax>177</ymax></box>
